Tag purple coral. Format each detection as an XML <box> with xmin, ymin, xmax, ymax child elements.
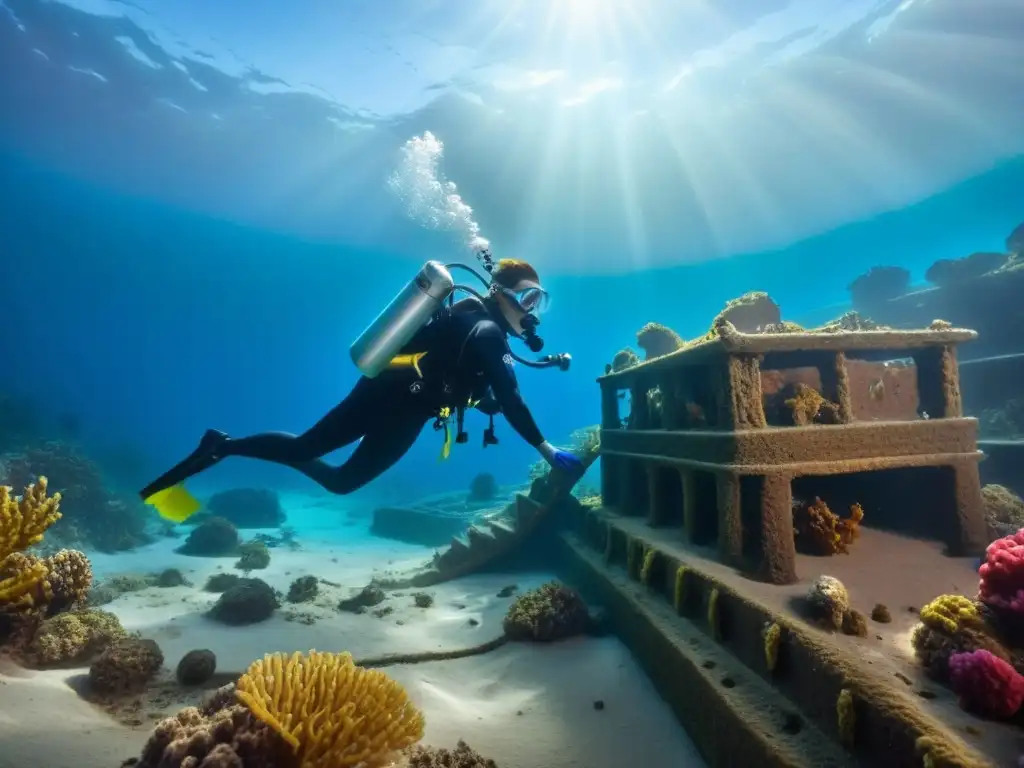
<box><xmin>948</xmin><ymin>649</ymin><xmax>1024</xmax><ymax>719</ymax></box>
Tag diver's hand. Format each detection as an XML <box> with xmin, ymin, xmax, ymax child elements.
<box><xmin>538</xmin><ymin>441</ymin><xmax>584</xmax><ymax>474</ymax></box>
<box><xmin>551</xmin><ymin>450</ymin><xmax>584</xmax><ymax>474</ymax></box>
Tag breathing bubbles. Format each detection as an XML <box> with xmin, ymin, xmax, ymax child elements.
<box><xmin>388</xmin><ymin>131</ymin><xmax>490</xmax><ymax>255</ymax></box>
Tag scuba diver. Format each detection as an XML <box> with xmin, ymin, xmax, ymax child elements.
<box><xmin>139</xmin><ymin>256</ymin><xmax>583</xmax><ymax>522</ymax></box>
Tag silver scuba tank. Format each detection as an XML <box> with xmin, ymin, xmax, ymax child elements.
<box><xmin>350</xmin><ymin>260</ymin><xmax>456</xmax><ymax>378</ymax></box>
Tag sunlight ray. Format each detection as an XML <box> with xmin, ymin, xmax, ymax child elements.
<box><xmin>518</xmin><ymin>109</ymin><xmax>576</xmax><ymax>267</ymax></box>
<box><xmin>650</xmin><ymin>104</ymin><xmax>730</xmax><ymax>258</ymax></box>
<box><xmin>754</xmin><ymin>69</ymin><xmax>922</xmax><ymax>204</ymax></box>
<box><xmin>660</xmin><ymin>88</ymin><xmax>791</xmax><ymax>253</ymax></box>
<box><xmin>611</xmin><ymin>110</ymin><xmax>651</xmax><ymax>269</ymax></box>
<box><xmin>460</xmin><ymin>0</ymin><xmax>532</xmax><ymax>59</ymax></box>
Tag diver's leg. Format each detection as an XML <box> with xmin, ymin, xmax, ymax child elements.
<box><xmin>290</xmin><ymin>414</ymin><xmax>427</xmax><ymax>495</ymax></box>
<box><xmin>138</xmin><ymin>429</ymin><xmax>230</xmax><ymax>501</ymax></box>
<box><xmin>218</xmin><ymin>377</ymin><xmax>384</xmax><ymax>464</ymax></box>
<box><xmin>138</xmin><ymin>378</ymin><xmax>382</xmax><ymax>501</ymax></box>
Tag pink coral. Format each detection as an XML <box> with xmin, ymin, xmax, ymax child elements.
<box><xmin>978</xmin><ymin>530</ymin><xmax>1024</xmax><ymax>613</ymax></box>
<box><xmin>948</xmin><ymin>649</ymin><xmax>1024</xmax><ymax>719</ymax></box>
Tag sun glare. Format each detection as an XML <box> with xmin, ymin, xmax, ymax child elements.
<box><xmin>557</xmin><ymin>0</ymin><xmax>604</xmax><ymax>23</ymax></box>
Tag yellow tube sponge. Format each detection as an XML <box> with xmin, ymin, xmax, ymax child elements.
<box><xmin>763</xmin><ymin>622</ymin><xmax>781</xmax><ymax>672</ymax></box>
<box><xmin>640</xmin><ymin>547</ymin><xmax>656</xmax><ymax>586</ymax></box>
<box><xmin>708</xmin><ymin>588</ymin><xmax>721</xmax><ymax>640</ymax></box>
<box><xmin>837</xmin><ymin>688</ymin><xmax>855</xmax><ymax>748</ymax></box>
<box><xmin>673</xmin><ymin>565</ymin><xmax>689</xmax><ymax>614</ymax></box>
<box><xmin>0</xmin><ymin>478</ymin><xmax>62</xmax><ymax>610</ymax></box>
<box><xmin>626</xmin><ymin>537</ymin><xmax>643</xmax><ymax>580</ymax></box>
<box><xmin>236</xmin><ymin>650</ymin><xmax>424</xmax><ymax>767</ymax></box>
<box><xmin>919</xmin><ymin>594</ymin><xmax>983</xmax><ymax>635</ymax></box>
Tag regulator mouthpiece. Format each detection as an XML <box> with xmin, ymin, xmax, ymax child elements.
<box><xmin>520</xmin><ymin>313</ymin><xmax>544</xmax><ymax>352</ymax></box>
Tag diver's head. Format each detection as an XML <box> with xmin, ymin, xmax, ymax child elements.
<box><xmin>489</xmin><ymin>258</ymin><xmax>550</xmax><ymax>337</ymax></box>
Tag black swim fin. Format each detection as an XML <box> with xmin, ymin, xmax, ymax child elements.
<box><xmin>139</xmin><ymin>429</ymin><xmax>229</xmax><ymax>504</ymax></box>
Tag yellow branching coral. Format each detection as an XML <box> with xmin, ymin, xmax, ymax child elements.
<box><xmin>784</xmin><ymin>384</ymin><xmax>839</xmax><ymax>426</ymax></box>
<box><xmin>0</xmin><ymin>555</ymin><xmax>50</xmax><ymax>611</ymax></box>
<box><xmin>0</xmin><ymin>478</ymin><xmax>62</xmax><ymax>611</ymax></box>
<box><xmin>1</xmin><ymin>477</ymin><xmax>62</xmax><ymax>559</ymax></box>
<box><xmin>0</xmin><ymin>548</ymin><xmax>92</xmax><ymax>614</ymax></box>
<box><xmin>236</xmin><ymin>650</ymin><xmax>425</xmax><ymax>768</ymax></box>
<box><xmin>763</xmin><ymin>622</ymin><xmax>781</xmax><ymax>673</ymax></box>
<box><xmin>919</xmin><ymin>594</ymin><xmax>983</xmax><ymax>635</ymax></box>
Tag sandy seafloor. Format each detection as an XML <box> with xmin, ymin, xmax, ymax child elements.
<box><xmin>0</xmin><ymin>491</ymin><xmax>706</xmax><ymax>768</ymax></box>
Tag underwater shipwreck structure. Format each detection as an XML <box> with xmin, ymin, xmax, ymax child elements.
<box><xmin>597</xmin><ymin>320</ymin><xmax>986</xmax><ymax>584</ymax></box>
<box><xmin>554</xmin><ymin>319</ymin><xmax>1017</xmax><ymax>768</ymax></box>
<box><xmin>374</xmin><ymin>449</ymin><xmax>601</xmax><ymax>589</ymax></box>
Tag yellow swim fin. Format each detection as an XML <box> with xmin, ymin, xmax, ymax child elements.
<box><xmin>388</xmin><ymin>351</ymin><xmax>428</xmax><ymax>378</ymax></box>
<box><xmin>143</xmin><ymin>484</ymin><xmax>201</xmax><ymax>523</ymax></box>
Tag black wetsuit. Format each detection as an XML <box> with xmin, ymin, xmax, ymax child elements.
<box><xmin>144</xmin><ymin>298</ymin><xmax>544</xmax><ymax>498</ymax></box>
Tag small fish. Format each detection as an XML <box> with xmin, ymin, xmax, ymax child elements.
<box><xmin>685</xmin><ymin>401</ymin><xmax>706</xmax><ymax>423</ymax></box>
<box><xmin>868</xmin><ymin>379</ymin><xmax>885</xmax><ymax>401</ymax></box>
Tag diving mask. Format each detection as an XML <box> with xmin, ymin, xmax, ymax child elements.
<box><xmin>500</xmin><ymin>282</ymin><xmax>551</xmax><ymax>315</ymax></box>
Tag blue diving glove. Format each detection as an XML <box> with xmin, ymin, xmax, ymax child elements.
<box><xmin>551</xmin><ymin>449</ymin><xmax>584</xmax><ymax>474</ymax></box>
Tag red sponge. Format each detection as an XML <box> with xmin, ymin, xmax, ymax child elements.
<box><xmin>979</xmin><ymin>530</ymin><xmax>1024</xmax><ymax>614</ymax></box>
<box><xmin>948</xmin><ymin>649</ymin><xmax>1024</xmax><ymax>719</ymax></box>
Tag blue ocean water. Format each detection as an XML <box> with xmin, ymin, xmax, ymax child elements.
<box><xmin>1</xmin><ymin>150</ymin><xmax>1021</xmax><ymax>499</ymax></box>
<box><xmin>2</xmin><ymin>1</ymin><xmax>1024</xmax><ymax>767</ymax></box>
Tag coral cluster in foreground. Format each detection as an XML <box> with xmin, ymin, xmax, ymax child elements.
<box><xmin>125</xmin><ymin>651</ymin><xmax>499</xmax><ymax>768</ymax></box>
<box><xmin>0</xmin><ymin>477</ymin><xmax>65</xmax><ymax>612</ymax></box>
<box><xmin>1</xmin><ymin>478</ymin><xmax>171</xmax><ymax>704</ymax></box>
<box><xmin>404</xmin><ymin>740</ymin><xmax>498</xmax><ymax>767</ymax></box>
<box><xmin>910</xmin><ymin>528</ymin><xmax>1024</xmax><ymax>722</ymax></box>
<box><xmin>503</xmin><ymin>581</ymin><xmax>592</xmax><ymax>642</ymax></box>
